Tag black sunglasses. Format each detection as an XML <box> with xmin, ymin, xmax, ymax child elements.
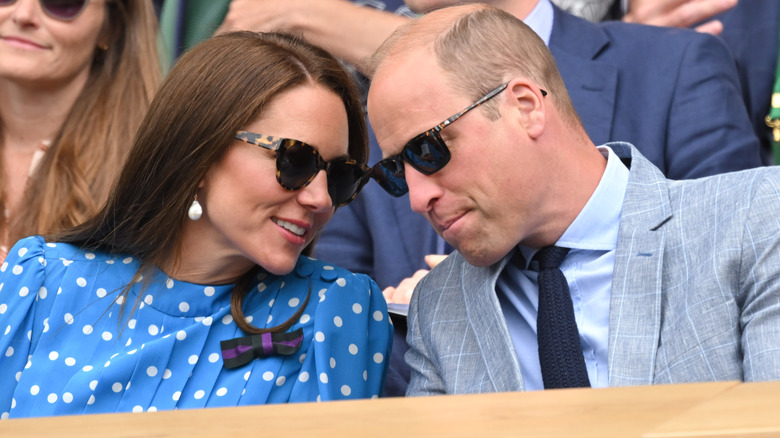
<box><xmin>0</xmin><ymin>0</ymin><xmax>89</xmax><ymax>21</ymax></box>
<box><xmin>235</xmin><ymin>131</ymin><xmax>370</xmax><ymax>207</ymax></box>
<box><xmin>370</xmin><ymin>82</ymin><xmax>547</xmax><ymax>197</ymax></box>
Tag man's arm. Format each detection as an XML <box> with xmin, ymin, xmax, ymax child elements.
<box><xmin>622</xmin><ymin>0</ymin><xmax>737</xmax><ymax>34</ymax></box>
<box><xmin>662</xmin><ymin>30</ymin><xmax>762</xmax><ymax>179</ymax></box>
<box><xmin>217</xmin><ymin>0</ymin><xmax>411</xmax><ymax>73</ymax></box>
<box><xmin>404</xmin><ymin>280</ymin><xmax>447</xmax><ymax>396</ymax></box>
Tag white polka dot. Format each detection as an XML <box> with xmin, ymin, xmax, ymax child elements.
<box><xmin>115</xmin><ymin>295</ymin><xmax>125</xmax><ymax>305</ymax></box>
<box><xmin>38</xmin><ymin>287</ymin><xmax>47</xmax><ymax>299</ymax></box>
<box><xmin>300</xmin><ymin>314</ymin><xmax>310</xmax><ymax>324</ymax></box>
<box><xmin>12</xmin><ymin>265</ymin><xmax>23</xmax><ymax>275</ymax></box>
<box><xmin>148</xmin><ymin>406</ymin><xmax>157</xmax><ymax>412</ymax></box>
<box><xmin>24</xmin><ymin>359</ymin><xmax>31</xmax><ymax>369</ymax></box>
<box><xmin>373</xmin><ymin>311</ymin><xmax>384</xmax><ymax>321</ymax></box>
<box><xmin>104</xmin><ymin>360</ymin><xmax>111</xmax><ymax>367</ymax></box>
<box><xmin>363</xmin><ymin>370</ymin><xmax>368</xmax><ymax>381</ymax></box>
<box><xmin>179</xmin><ymin>302</ymin><xmax>190</xmax><ymax>312</ymax></box>
<box><xmin>19</xmin><ymin>287</ymin><xmax>29</xmax><ymax>297</ymax></box>
<box><xmin>216</xmin><ymin>387</ymin><xmax>228</xmax><ymax>397</ymax></box>
<box><xmin>105</xmin><ymin>259</ymin><xmax>115</xmax><ymax>265</ymax></box>
<box><xmin>64</xmin><ymin>313</ymin><xmax>74</xmax><ymax>324</ymax></box>
<box><xmin>87</xmin><ymin>395</ymin><xmax>95</xmax><ymax>405</ymax></box>
<box><xmin>246</xmin><ymin>315</ymin><xmax>254</xmax><ymax>324</ymax></box>
<box><xmin>102</xmin><ymin>332</ymin><xmax>113</xmax><ymax>341</ymax></box>
<box><xmin>194</xmin><ymin>390</ymin><xmax>205</xmax><ymax>400</ymax></box>
<box><xmin>83</xmin><ymin>365</ymin><xmax>93</xmax><ymax>372</ymax></box>
<box><xmin>128</xmin><ymin>319</ymin><xmax>136</xmax><ymax>329</ymax></box>
<box><xmin>172</xmin><ymin>391</ymin><xmax>181</xmax><ymax>401</ymax></box>
<box><xmin>318</xmin><ymin>288</ymin><xmax>327</xmax><ymax>297</ymax></box>
<box><xmin>17</xmin><ymin>247</ymin><xmax>27</xmax><ymax>257</ymax></box>
<box><xmin>82</xmin><ymin>325</ymin><xmax>93</xmax><ymax>335</ymax></box>
<box><xmin>148</xmin><ymin>325</ymin><xmax>159</xmax><ymax>336</ymax></box>
<box><xmin>112</xmin><ymin>382</ymin><xmax>123</xmax><ymax>393</ymax></box>
<box><xmin>47</xmin><ymin>393</ymin><xmax>57</xmax><ymax>403</ymax></box>
<box><xmin>373</xmin><ymin>353</ymin><xmax>384</xmax><ymax>364</ymax></box>
<box><xmin>204</xmin><ymin>287</ymin><xmax>215</xmax><ymax>296</ymax></box>
<box><xmin>5</xmin><ymin>347</ymin><xmax>13</xmax><ymax>357</ymax></box>
<box><xmin>0</xmin><ymin>304</ymin><xmax>6</xmax><ymax>314</ymax></box>
<box><xmin>132</xmin><ymin>405</ymin><xmax>143</xmax><ymax>413</ymax></box>
<box><xmin>222</xmin><ymin>315</ymin><xmax>233</xmax><ymax>325</ymax></box>
<box><xmin>299</xmin><ymin>353</ymin><xmax>306</xmax><ymax>363</ymax></box>
<box><xmin>323</xmin><ymin>265</ymin><xmax>334</xmax><ymax>270</ymax></box>
<box><xmin>266</xmin><ymin>314</ymin><xmax>273</xmax><ymax>324</ymax></box>
<box><xmin>85</xmin><ymin>252</ymin><xmax>95</xmax><ymax>260</ymax></box>
<box><xmin>257</xmin><ymin>283</ymin><xmax>267</xmax><ymax>292</ymax></box>
<box><xmin>299</xmin><ymin>371</ymin><xmax>309</xmax><ymax>382</ymax></box>
<box><xmin>163</xmin><ymin>369</ymin><xmax>172</xmax><ymax>379</ymax></box>
<box><xmin>166</xmin><ymin>278</ymin><xmax>174</xmax><ymax>289</ymax></box>
<box><xmin>89</xmin><ymin>381</ymin><xmax>99</xmax><ymax>392</ymax></box>
<box><xmin>315</xmin><ymin>331</ymin><xmax>325</xmax><ymax>342</ymax></box>
<box><xmin>352</xmin><ymin>303</ymin><xmax>363</xmax><ymax>314</ymax></box>
<box><xmin>341</xmin><ymin>385</ymin><xmax>352</xmax><ymax>396</ymax></box>
<box><xmin>42</xmin><ymin>318</ymin><xmax>49</xmax><ymax>333</ymax></box>
<box><xmin>3</xmin><ymin>325</ymin><xmax>9</xmax><ymax>335</ymax></box>
<box><xmin>276</xmin><ymin>376</ymin><xmax>286</xmax><ymax>386</ymax></box>
<box><xmin>330</xmin><ymin>358</ymin><xmax>336</xmax><ymax>368</ymax></box>
<box><xmin>48</xmin><ymin>351</ymin><xmax>58</xmax><ymax>361</ymax></box>
<box><xmin>262</xmin><ymin>371</ymin><xmax>274</xmax><ymax>381</ymax></box>
<box><xmin>63</xmin><ymin>392</ymin><xmax>73</xmax><ymax>403</ymax></box>
<box><xmin>202</xmin><ymin>317</ymin><xmax>213</xmax><ymax>326</ymax></box>
<box><xmin>349</xmin><ymin>344</ymin><xmax>358</xmax><ymax>355</ymax></box>
<box><xmin>176</xmin><ymin>330</ymin><xmax>186</xmax><ymax>341</ymax></box>
<box><xmin>208</xmin><ymin>353</ymin><xmax>219</xmax><ymax>363</ymax></box>
<box><xmin>336</xmin><ymin>278</ymin><xmax>347</xmax><ymax>287</ymax></box>
<box><xmin>76</xmin><ymin>278</ymin><xmax>87</xmax><ymax>287</ymax></box>
<box><xmin>319</xmin><ymin>373</ymin><xmax>328</xmax><ymax>383</ymax></box>
<box><xmin>15</xmin><ymin>372</ymin><xmax>21</xmax><ymax>382</ymax></box>
<box><xmin>65</xmin><ymin>357</ymin><xmax>76</xmax><ymax>366</ymax></box>
<box><xmin>288</xmin><ymin>297</ymin><xmax>300</xmax><ymax>307</ymax></box>
<box><xmin>127</xmin><ymin>349</ymin><xmax>137</xmax><ymax>355</ymax></box>
<box><xmin>144</xmin><ymin>295</ymin><xmax>153</xmax><ymax>305</ymax></box>
<box><xmin>244</xmin><ymin>371</ymin><xmax>251</xmax><ymax>381</ymax></box>
<box><xmin>0</xmin><ymin>412</ymin><xmax>6</xmax><ymax>420</ymax></box>
<box><xmin>30</xmin><ymin>385</ymin><xmax>39</xmax><ymax>395</ymax></box>
<box><xmin>96</xmin><ymin>288</ymin><xmax>107</xmax><ymax>298</ymax></box>
<box><xmin>336</xmin><ymin>316</ymin><xmax>347</xmax><ymax>327</ymax></box>
<box><xmin>147</xmin><ymin>366</ymin><xmax>158</xmax><ymax>377</ymax></box>
<box><xmin>269</xmin><ymin>299</ymin><xmax>275</xmax><ymax>307</ymax></box>
<box><xmin>188</xmin><ymin>355</ymin><xmax>198</xmax><ymax>365</ymax></box>
<box><xmin>123</xmin><ymin>257</ymin><xmax>133</xmax><ymax>264</ymax></box>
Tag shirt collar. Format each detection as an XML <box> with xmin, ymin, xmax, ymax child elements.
<box><xmin>556</xmin><ymin>145</ymin><xmax>629</xmax><ymax>251</ymax></box>
<box><xmin>523</xmin><ymin>0</ymin><xmax>554</xmax><ymax>46</ymax></box>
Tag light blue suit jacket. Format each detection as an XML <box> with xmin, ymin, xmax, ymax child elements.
<box><xmin>406</xmin><ymin>143</ymin><xmax>780</xmax><ymax>395</ymax></box>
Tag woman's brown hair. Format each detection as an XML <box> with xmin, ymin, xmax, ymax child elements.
<box><xmin>5</xmin><ymin>0</ymin><xmax>161</xmax><ymax>244</ymax></box>
<box><xmin>54</xmin><ymin>31</ymin><xmax>368</xmax><ymax>335</ymax></box>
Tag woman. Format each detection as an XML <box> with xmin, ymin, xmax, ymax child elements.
<box><xmin>0</xmin><ymin>31</ymin><xmax>391</xmax><ymax>419</ymax></box>
<box><xmin>0</xmin><ymin>0</ymin><xmax>160</xmax><ymax>259</ymax></box>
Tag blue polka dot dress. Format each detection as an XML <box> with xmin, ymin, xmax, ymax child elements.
<box><xmin>0</xmin><ymin>236</ymin><xmax>393</xmax><ymax>419</ymax></box>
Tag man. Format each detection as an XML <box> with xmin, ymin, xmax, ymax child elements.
<box><xmin>367</xmin><ymin>4</ymin><xmax>780</xmax><ymax>395</ymax></box>
<box><xmin>316</xmin><ymin>0</ymin><xmax>762</xmax><ymax>298</ymax></box>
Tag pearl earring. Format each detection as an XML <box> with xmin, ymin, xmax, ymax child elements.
<box><xmin>188</xmin><ymin>196</ymin><xmax>202</xmax><ymax>221</ymax></box>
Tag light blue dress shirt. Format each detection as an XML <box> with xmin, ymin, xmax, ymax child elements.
<box><xmin>496</xmin><ymin>146</ymin><xmax>629</xmax><ymax>390</ymax></box>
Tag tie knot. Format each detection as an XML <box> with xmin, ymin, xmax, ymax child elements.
<box><xmin>534</xmin><ymin>245</ymin><xmax>570</xmax><ymax>270</ymax></box>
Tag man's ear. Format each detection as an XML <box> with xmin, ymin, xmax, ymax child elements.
<box><xmin>507</xmin><ymin>79</ymin><xmax>546</xmax><ymax>139</ymax></box>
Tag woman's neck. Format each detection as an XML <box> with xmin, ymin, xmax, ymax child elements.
<box><xmin>0</xmin><ymin>72</ymin><xmax>90</xmax><ymax>150</ymax></box>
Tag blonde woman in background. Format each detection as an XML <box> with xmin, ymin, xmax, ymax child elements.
<box><xmin>0</xmin><ymin>0</ymin><xmax>160</xmax><ymax>259</ymax></box>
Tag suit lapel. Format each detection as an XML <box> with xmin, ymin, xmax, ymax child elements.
<box><xmin>461</xmin><ymin>257</ymin><xmax>525</xmax><ymax>392</ymax></box>
<box><xmin>606</xmin><ymin>143</ymin><xmax>671</xmax><ymax>386</ymax></box>
<box><xmin>549</xmin><ymin>7</ymin><xmax>618</xmax><ymax>146</ymax></box>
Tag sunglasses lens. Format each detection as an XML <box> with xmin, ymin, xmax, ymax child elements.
<box><xmin>276</xmin><ymin>140</ymin><xmax>320</xmax><ymax>190</ymax></box>
<box><xmin>326</xmin><ymin>160</ymin><xmax>368</xmax><ymax>206</ymax></box>
<box><xmin>371</xmin><ymin>159</ymin><xmax>408</xmax><ymax>197</ymax></box>
<box><xmin>42</xmin><ymin>0</ymin><xmax>86</xmax><ymax>20</ymax></box>
<box><xmin>403</xmin><ymin>134</ymin><xmax>450</xmax><ymax>175</ymax></box>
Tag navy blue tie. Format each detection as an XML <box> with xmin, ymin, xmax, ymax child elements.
<box><xmin>534</xmin><ymin>245</ymin><xmax>591</xmax><ymax>389</ymax></box>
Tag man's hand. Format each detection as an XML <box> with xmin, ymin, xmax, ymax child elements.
<box><xmin>382</xmin><ymin>254</ymin><xmax>448</xmax><ymax>304</ymax></box>
<box><xmin>623</xmin><ymin>0</ymin><xmax>738</xmax><ymax>35</ymax></box>
<box><xmin>216</xmin><ymin>0</ymin><xmax>304</xmax><ymax>35</ymax></box>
